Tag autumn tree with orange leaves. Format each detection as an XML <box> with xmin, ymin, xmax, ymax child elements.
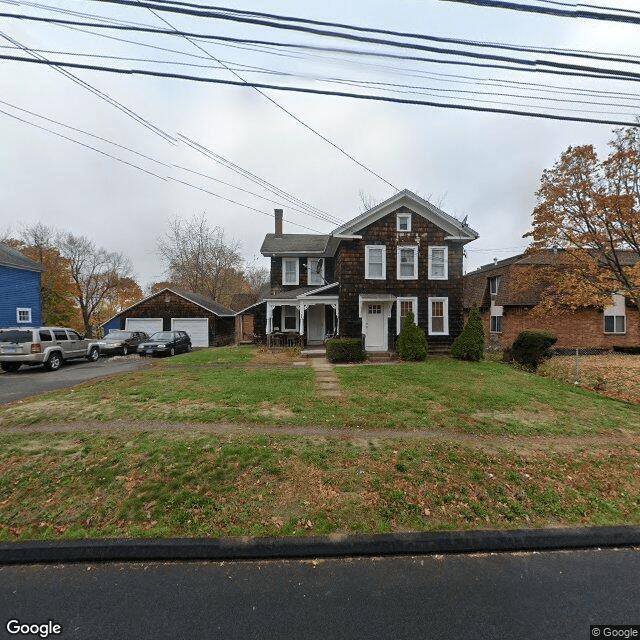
<box><xmin>524</xmin><ymin>124</ymin><xmax>640</xmax><ymax>314</ymax></box>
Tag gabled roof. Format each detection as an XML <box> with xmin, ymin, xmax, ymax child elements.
<box><xmin>100</xmin><ymin>287</ymin><xmax>235</xmax><ymax>328</ymax></box>
<box><xmin>333</xmin><ymin>189</ymin><xmax>479</xmax><ymax>242</ymax></box>
<box><xmin>0</xmin><ymin>242</ymin><xmax>45</xmax><ymax>273</ymax></box>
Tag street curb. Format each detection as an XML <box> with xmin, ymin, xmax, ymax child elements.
<box><xmin>1</xmin><ymin>526</ymin><xmax>639</xmax><ymax>564</ymax></box>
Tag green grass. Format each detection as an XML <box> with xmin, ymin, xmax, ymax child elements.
<box><xmin>1</xmin><ymin>347</ymin><xmax>639</xmax><ymax>434</ymax></box>
<box><xmin>1</xmin><ymin>430</ymin><xmax>639</xmax><ymax>541</ymax></box>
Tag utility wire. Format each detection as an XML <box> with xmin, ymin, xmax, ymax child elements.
<box><xmin>136</xmin><ymin>0</ymin><xmax>399</xmax><ymax>191</ymax></box>
<box><xmin>3</xmin><ymin>54</ymin><xmax>639</xmax><ymax>126</ymax></box>
<box><xmin>6</xmin><ymin>13</ymin><xmax>640</xmax><ymax>86</ymax></box>
<box><xmin>435</xmin><ymin>0</ymin><xmax>640</xmax><ymax>25</ymax></box>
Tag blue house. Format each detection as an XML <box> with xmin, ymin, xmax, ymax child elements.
<box><xmin>0</xmin><ymin>242</ymin><xmax>44</xmax><ymax>328</ymax></box>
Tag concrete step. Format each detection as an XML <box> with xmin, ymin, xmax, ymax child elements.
<box><xmin>301</xmin><ymin>348</ymin><xmax>327</xmax><ymax>359</ymax></box>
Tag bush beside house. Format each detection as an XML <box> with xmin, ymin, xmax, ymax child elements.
<box><xmin>396</xmin><ymin>311</ymin><xmax>428</xmax><ymax>361</ymax></box>
<box><xmin>326</xmin><ymin>338</ymin><xmax>367</xmax><ymax>363</ymax></box>
<box><xmin>512</xmin><ymin>330</ymin><xmax>557</xmax><ymax>370</ymax></box>
<box><xmin>451</xmin><ymin>305</ymin><xmax>485</xmax><ymax>361</ymax></box>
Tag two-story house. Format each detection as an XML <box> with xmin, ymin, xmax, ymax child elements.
<box><xmin>0</xmin><ymin>242</ymin><xmax>44</xmax><ymax>328</ymax></box>
<box><xmin>253</xmin><ymin>189</ymin><xmax>478</xmax><ymax>353</ymax></box>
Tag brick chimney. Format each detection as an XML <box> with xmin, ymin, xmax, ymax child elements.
<box><xmin>274</xmin><ymin>209</ymin><xmax>283</xmax><ymax>235</ymax></box>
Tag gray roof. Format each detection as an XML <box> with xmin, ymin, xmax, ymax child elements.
<box><xmin>171</xmin><ymin>289</ymin><xmax>235</xmax><ymax>316</ymax></box>
<box><xmin>260</xmin><ymin>234</ymin><xmax>331</xmax><ymax>256</ymax></box>
<box><xmin>0</xmin><ymin>242</ymin><xmax>44</xmax><ymax>272</ymax></box>
<box><xmin>264</xmin><ymin>286</ymin><xmax>319</xmax><ymax>300</ymax></box>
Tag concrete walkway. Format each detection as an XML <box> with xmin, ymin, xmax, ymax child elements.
<box><xmin>311</xmin><ymin>356</ymin><xmax>342</xmax><ymax>398</ymax></box>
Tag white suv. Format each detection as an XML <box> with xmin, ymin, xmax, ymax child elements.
<box><xmin>0</xmin><ymin>327</ymin><xmax>100</xmax><ymax>372</ymax></box>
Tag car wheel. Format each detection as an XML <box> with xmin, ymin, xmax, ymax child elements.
<box><xmin>122</xmin><ymin>345</ymin><xmax>128</xmax><ymax>356</ymax></box>
<box><xmin>169</xmin><ymin>346</ymin><xmax>175</xmax><ymax>357</ymax></box>
<box><xmin>187</xmin><ymin>343</ymin><xmax>192</xmax><ymax>352</ymax></box>
<box><xmin>87</xmin><ymin>347</ymin><xmax>100</xmax><ymax>362</ymax></box>
<box><xmin>44</xmin><ymin>352</ymin><xmax>62</xmax><ymax>371</ymax></box>
<box><xmin>0</xmin><ymin>362</ymin><xmax>21</xmax><ymax>373</ymax></box>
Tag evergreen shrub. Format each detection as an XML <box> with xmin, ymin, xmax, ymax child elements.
<box><xmin>396</xmin><ymin>311</ymin><xmax>428</xmax><ymax>361</ymax></box>
<box><xmin>326</xmin><ymin>338</ymin><xmax>366</xmax><ymax>363</ymax></box>
<box><xmin>511</xmin><ymin>330</ymin><xmax>557</xmax><ymax>369</ymax></box>
<box><xmin>451</xmin><ymin>305</ymin><xmax>485</xmax><ymax>361</ymax></box>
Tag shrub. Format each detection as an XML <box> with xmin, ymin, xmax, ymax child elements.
<box><xmin>451</xmin><ymin>305</ymin><xmax>485</xmax><ymax>361</ymax></box>
<box><xmin>396</xmin><ymin>311</ymin><xmax>428</xmax><ymax>361</ymax></box>
<box><xmin>511</xmin><ymin>330</ymin><xmax>557</xmax><ymax>370</ymax></box>
<box><xmin>326</xmin><ymin>337</ymin><xmax>366</xmax><ymax>363</ymax></box>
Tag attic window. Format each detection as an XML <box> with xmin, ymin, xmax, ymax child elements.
<box><xmin>397</xmin><ymin>214</ymin><xmax>411</xmax><ymax>232</ymax></box>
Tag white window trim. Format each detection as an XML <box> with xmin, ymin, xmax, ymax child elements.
<box><xmin>397</xmin><ymin>246</ymin><xmax>418</xmax><ymax>280</ymax></box>
<box><xmin>282</xmin><ymin>258</ymin><xmax>299</xmax><ymax>286</ymax></box>
<box><xmin>428</xmin><ymin>246</ymin><xmax>448</xmax><ymax>280</ymax></box>
<box><xmin>307</xmin><ymin>257</ymin><xmax>324</xmax><ymax>286</ymax></box>
<box><xmin>397</xmin><ymin>213</ymin><xmax>411</xmax><ymax>232</ymax></box>
<box><xmin>365</xmin><ymin>245</ymin><xmax>386</xmax><ymax>280</ymax></box>
<box><xmin>428</xmin><ymin>297</ymin><xmax>449</xmax><ymax>335</ymax></box>
<box><xmin>281</xmin><ymin>305</ymin><xmax>299</xmax><ymax>332</ymax></box>
<box><xmin>604</xmin><ymin>293</ymin><xmax>626</xmax><ymax>334</ymax></box>
<box><xmin>16</xmin><ymin>307</ymin><xmax>32</xmax><ymax>323</ymax></box>
<box><xmin>396</xmin><ymin>297</ymin><xmax>418</xmax><ymax>334</ymax></box>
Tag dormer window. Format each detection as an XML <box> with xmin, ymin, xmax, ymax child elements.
<box><xmin>282</xmin><ymin>258</ymin><xmax>299</xmax><ymax>285</ymax></box>
<box><xmin>489</xmin><ymin>277</ymin><xmax>500</xmax><ymax>302</ymax></box>
<box><xmin>397</xmin><ymin>214</ymin><xmax>411</xmax><ymax>232</ymax></box>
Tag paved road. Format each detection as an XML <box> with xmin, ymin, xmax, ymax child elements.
<box><xmin>1</xmin><ymin>548</ymin><xmax>638</xmax><ymax>639</ymax></box>
<box><xmin>0</xmin><ymin>356</ymin><xmax>150</xmax><ymax>404</ymax></box>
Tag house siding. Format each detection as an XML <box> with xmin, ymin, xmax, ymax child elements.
<box><xmin>0</xmin><ymin>265</ymin><xmax>42</xmax><ymax>327</ymax></box>
<box><xmin>109</xmin><ymin>290</ymin><xmax>235</xmax><ymax>346</ymax></box>
<box><xmin>334</xmin><ymin>207</ymin><xmax>465</xmax><ymax>349</ymax></box>
<box><xmin>270</xmin><ymin>257</ymin><xmax>334</xmax><ymax>291</ymax></box>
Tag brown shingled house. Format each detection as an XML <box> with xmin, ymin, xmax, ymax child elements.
<box><xmin>464</xmin><ymin>250</ymin><xmax>640</xmax><ymax>350</ymax></box>
<box><xmin>245</xmin><ymin>190</ymin><xmax>479</xmax><ymax>353</ymax></box>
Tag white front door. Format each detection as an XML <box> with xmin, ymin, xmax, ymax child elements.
<box><xmin>364</xmin><ymin>303</ymin><xmax>386</xmax><ymax>351</ymax></box>
<box><xmin>307</xmin><ymin>305</ymin><xmax>325</xmax><ymax>344</ymax></box>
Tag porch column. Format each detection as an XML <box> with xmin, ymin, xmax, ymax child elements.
<box><xmin>330</xmin><ymin>302</ymin><xmax>339</xmax><ymax>335</ymax></box>
<box><xmin>266</xmin><ymin>302</ymin><xmax>274</xmax><ymax>335</ymax></box>
<box><xmin>299</xmin><ymin>303</ymin><xmax>308</xmax><ymax>336</ymax></box>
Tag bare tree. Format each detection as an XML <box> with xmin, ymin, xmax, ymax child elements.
<box><xmin>157</xmin><ymin>214</ymin><xmax>244</xmax><ymax>303</ymax></box>
<box><xmin>57</xmin><ymin>232</ymin><xmax>133</xmax><ymax>337</ymax></box>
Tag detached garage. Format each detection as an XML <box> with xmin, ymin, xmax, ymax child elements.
<box><xmin>101</xmin><ymin>288</ymin><xmax>236</xmax><ymax>347</ymax></box>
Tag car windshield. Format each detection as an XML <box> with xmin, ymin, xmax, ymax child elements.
<box><xmin>0</xmin><ymin>330</ymin><xmax>33</xmax><ymax>343</ymax></box>
<box><xmin>149</xmin><ymin>332</ymin><xmax>173</xmax><ymax>341</ymax></box>
<box><xmin>106</xmin><ymin>331</ymin><xmax>132</xmax><ymax>340</ymax></box>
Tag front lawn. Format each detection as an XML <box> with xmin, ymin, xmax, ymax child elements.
<box><xmin>1</xmin><ymin>430</ymin><xmax>639</xmax><ymax>541</ymax></box>
<box><xmin>1</xmin><ymin>347</ymin><xmax>638</xmax><ymax>435</ymax></box>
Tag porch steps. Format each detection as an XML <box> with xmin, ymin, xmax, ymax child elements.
<box><xmin>301</xmin><ymin>347</ymin><xmax>326</xmax><ymax>359</ymax></box>
<box><xmin>366</xmin><ymin>351</ymin><xmax>399</xmax><ymax>363</ymax></box>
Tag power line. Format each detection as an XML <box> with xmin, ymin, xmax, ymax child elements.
<box><xmin>435</xmin><ymin>0</ymin><xmax>640</xmax><ymax>25</ymax></box>
<box><xmin>135</xmin><ymin>0</ymin><xmax>399</xmax><ymax>191</ymax></box>
<box><xmin>3</xmin><ymin>53</ymin><xmax>639</xmax><ymax>126</ymax></box>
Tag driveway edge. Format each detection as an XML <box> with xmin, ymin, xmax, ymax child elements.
<box><xmin>1</xmin><ymin>526</ymin><xmax>639</xmax><ymax>564</ymax></box>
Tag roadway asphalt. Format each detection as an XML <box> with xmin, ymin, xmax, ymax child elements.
<box><xmin>0</xmin><ymin>356</ymin><xmax>150</xmax><ymax>404</ymax></box>
<box><xmin>1</xmin><ymin>547</ymin><xmax>639</xmax><ymax>640</ymax></box>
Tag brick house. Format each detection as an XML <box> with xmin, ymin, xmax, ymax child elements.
<box><xmin>248</xmin><ymin>190</ymin><xmax>478</xmax><ymax>352</ymax></box>
<box><xmin>0</xmin><ymin>242</ymin><xmax>43</xmax><ymax>328</ymax></box>
<box><xmin>100</xmin><ymin>288</ymin><xmax>236</xmax><ymax>347</ymax></box>
<box><xmin>463</xmin><ymin>250</ymin><xmax>640</xmax><ymax>350</ymax></box>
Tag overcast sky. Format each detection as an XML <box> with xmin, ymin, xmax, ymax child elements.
<box><xmin>2</xmin><ymin>0</ymin><xmax>639</xmax><ymax>289</ymax></box>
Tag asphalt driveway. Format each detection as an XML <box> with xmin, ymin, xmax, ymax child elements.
<box><xmin>0</xmin><ymin>356</ymin><xmax>150</xmax><ymax>404</ymax></box>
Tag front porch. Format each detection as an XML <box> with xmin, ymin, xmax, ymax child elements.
<box><xmin>265</xmin><ymin>285</ymin><xmax>339</xmax><ymax>349</ymax></box>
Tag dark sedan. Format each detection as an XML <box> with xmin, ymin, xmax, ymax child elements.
<box><xmin>136</xmin><ymin>331</ymin><xmax>192</xmax><ymax>357</ymax></box>
<box><xmin>97</xmin><ymin>330</ymin><xmax>149</xmax><ymax>356</ymax></box>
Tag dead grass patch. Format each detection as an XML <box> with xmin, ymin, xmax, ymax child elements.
<box><xmin>252</xmin><ymin>346</ymin><xmax>303</xmax><ymax>365</ymax></box>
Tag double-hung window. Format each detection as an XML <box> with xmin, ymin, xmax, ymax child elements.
<box><xmin>604</xmin><ymin>293</ymin><xmax>626</xmax><ymax>334</ymax></box>
<box><xmin>282</xmin><ymin>305</ymin><xmax>298</xmax><ymax>331</ymax></box>
<box><xmin>365</xmin><ymin>245</ymin><xmax>386</xmax><ymax>280</ymax></box>
<box><xmin>428</xmin><ymin>297</ymin><xmax>449</xmax><ymax>335</ymax></box>
<box><xmin>397</xmin><ymin>297</ymin><xmax>418</xmax><ymax>334</ymax></box>
<box><xmin>397</xmin><ymin>214</ymin><xmax>411</xmax><ymax>232</ymax></box>
<box><xmin>490</xmin><ymin>315</ymin><xmax>503</xmax><ymax>333</ymax></box>
<box><xmin>282</xmin><ymin>258</ymin><xmax>299</xmax><ymax>285</ymax></box>
<box><xmin>307</xmin><ymin>257</ymin><xmax>324</xmax><ymax>286</ymax></box>
<box><xmin>428</xmin><ymin>247</ymin><xmax>448</xmax><ymax>280</ymax></box>
<box><xmin>489</xmin><ymin>277</ymin><xmax>500</xmax><ymax>302</ymax></box>
<box><xmin>397</xmin><ymin>246</ymin><xmax>418</xmax><ymax>280</ymax></box>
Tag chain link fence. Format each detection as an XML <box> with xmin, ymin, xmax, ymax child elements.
<box><xmin>538</xmin><ymin>347</ymin><xmax>640</xmax><ymax>404</ymax></box>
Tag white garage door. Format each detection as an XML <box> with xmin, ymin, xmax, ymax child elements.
<box><xmin>171</xmin><ymin>318</ymin><xmax>209</xmax><ymax>348</ymax></box>
<box><xmin>125</xmin><ymin>317</ymin><xmax>163</xmax><ymax>336</ymax></box>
